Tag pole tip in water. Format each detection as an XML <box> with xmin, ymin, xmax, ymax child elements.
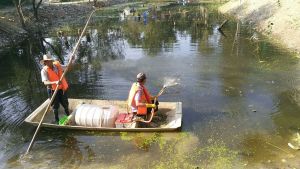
<box><xmin>288</xmin><ymin>143</ymin><xmax>300</xmax><ymax>150</ymax></box>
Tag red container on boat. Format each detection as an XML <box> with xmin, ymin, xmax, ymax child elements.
<box><xmin>115</xmin><ymin>113</ymin><xmax>134</xmax><ymax>128</ymax></box>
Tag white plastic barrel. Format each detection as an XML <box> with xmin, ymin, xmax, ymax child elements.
<box><xmin>74</xmin><ymin>104</ymin><xmax>119</xmax><ymax>127</ymax></box>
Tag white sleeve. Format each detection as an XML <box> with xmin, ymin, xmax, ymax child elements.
<box><xmin>134</xmin><ymin>90</ymin><xmax>142</xmax><ymax>102</ymax></box>
<box><xmin>41</xmin><ymin>69</ymin><xmax>48</xmax><ymax>82</ymax></box>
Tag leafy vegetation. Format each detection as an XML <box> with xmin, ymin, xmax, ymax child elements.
<box><xmin>120</xmin><ymin>132</ymin><xmax>238</xmax><ymax>168</ymax></box>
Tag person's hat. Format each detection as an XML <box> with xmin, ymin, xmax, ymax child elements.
<box><xmin>40</xmin><ymin>54</ymin><xmax>54</xmax><ymax>65</ymax></box>
<box><xmin>137</xmin><ymin>72</ymin><xmax>146</xmax><ymax>82</ymax></box>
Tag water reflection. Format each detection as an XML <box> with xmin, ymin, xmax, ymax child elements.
<box><xmin>273</xmin><ymin>89</ymin><xmax>300</xmax><ymax>136</ymax></box>
<box><xmin>0</xmin><ymin>45</ymin><xmax>45</xmax><ymax>132</ymax></box>
<box><xmin>8</xmin><ymin>133</ymin><xmax>85</xmax><ymax>169</ymax></box>
<box><xmin>0</xmin><ymin>44</ymin><xmax>46</xmax><ymax>169</ymax></box>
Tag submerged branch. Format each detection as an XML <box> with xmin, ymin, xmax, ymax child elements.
<box><xmin>218</xmin><ymin>19</ymin><xmax>228</xmax><ymax>31</ymax></box>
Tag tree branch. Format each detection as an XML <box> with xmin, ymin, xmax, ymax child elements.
<box><xmin>218</xmin><ymin>19</ymin><xmax>228</xmax><ymax>31</ymax></box>
<box><xmin>13</xmin><ymin>0</ymin><xmax>27</xmax><ymax>29</ymax></box>
<box><xmin>42</xmin><ymin>38</ymin><xmax>64</xmax><ymax>62</ymax></box>
<box><xmin>37</xmin><ymin>0</ymin><xmax>43</xmax><ymax>9</ymax></box>
<box><xmin>32</xmin><ymin>0</ymin><xmax>43</xmax><ymax>21</ymax></box>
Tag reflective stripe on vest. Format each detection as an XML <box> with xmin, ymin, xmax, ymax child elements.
<box><xmin>127</xmin><ymin>82</ymin><xmax>151</xmax><ymax>115</ymax></box>
<box><xmin>44</xmin><ymin>61</ymin><xmax>69</xmax><ymax>91</ymax></box>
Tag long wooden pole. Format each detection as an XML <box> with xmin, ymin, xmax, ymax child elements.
<box><xmin>26</xmin><ymin>9</ymin><xmax>96</xmax><ymax>154</ymax></box>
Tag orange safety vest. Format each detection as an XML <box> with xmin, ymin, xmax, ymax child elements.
<box><xmin>44</xmin><ymin>61</ymin><xmax>69</xmax><ymax>91</ymax></box>
<box><xmin>127</xmin><ymin>82</ymin><xmax>151</xmax><ymax>115</ymax></box>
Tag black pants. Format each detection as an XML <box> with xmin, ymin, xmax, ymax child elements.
<box><xmin>48</xmin><ymin>89</ymin><xmax>70</xmax><ymax>122</ymax></box>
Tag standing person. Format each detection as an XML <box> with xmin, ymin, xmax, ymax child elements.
<box><xmin>127</xmin><ymin>73</ymin><xmax>157</xmax><ymax>121</ymax></box>
<box><xmin>40</xmin><ymin>54</ymin><xmax>70</xmax><ymax>124</ymax></box>
<box><xmin>143</xmin><ymin>11</ymin><xmax>148</xmax><ymax>25</ymax></box>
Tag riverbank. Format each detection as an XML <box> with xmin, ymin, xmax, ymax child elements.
<box><xmin>0</xmin><ymin>7</ymin><xmax>24</xmax><ymax>48</ymax></box>
<box><xmin>0</xmin><ymin>0</ymin><xmax>134</xmax><ymax>47</ymax></box>
<box><xmin>0</xmin><ymin>3</ymin><xmax>93</xmax><ymax>48</ymax></box>
<box><xmin>219</xmin><ymin>0</ymin><xmax>300</xmax><ymax>55</ymax></box>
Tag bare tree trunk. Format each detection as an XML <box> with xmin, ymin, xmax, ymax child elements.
<box><xmin>32</xmin><ymin>0</ymin><xmax>43</xmax><ymax>21</ymax></box>
<box><xmin>13</xmin><ymin>0</ymin><xmax>27</xmax><ymax>29</ymax></box>
<box><xmin>31</xmin><ymin>0</ymin><xmax>46</xmax><ymax>55</ymax></box>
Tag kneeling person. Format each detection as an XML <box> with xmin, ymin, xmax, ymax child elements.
<box><xmin>128</xmin><ymin>73</ymin><xmax>157</xmax><ymax>121</ymax></box>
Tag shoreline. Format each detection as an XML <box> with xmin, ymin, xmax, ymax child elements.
<box><xmin>0</xmin><ymin>3</ymin><xmax>93</xmax><ymax>48</ymax></box>
<box><xmin>0</xmin><ymin>0</ymin><xmax>126</xmax><ymax>48</ymax></box>
<box><xmin>219</xmin><ymin>0</ymin><xmax>300</xmax><ymax>56</ymax></box>
<box><xmin>3</xmin><ymin>0</ymin><xmax>299</xmax><ymax>55</ymax></box>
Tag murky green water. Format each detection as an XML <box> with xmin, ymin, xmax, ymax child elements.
<box><xmin>1</xmin><ymin>3</ymin><xmax>300</xmax><ymax>169</ymax></box>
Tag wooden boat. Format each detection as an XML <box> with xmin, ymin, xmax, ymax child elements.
<box><xmin>24</xmin><ymin>98</ymin><xmax>182</xmax><ymax>131</ymax></box>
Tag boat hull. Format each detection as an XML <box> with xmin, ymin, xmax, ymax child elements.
<box><xmin>24</xmin><ymin>99</ymin><xmax>182</xmax><ymax>132</ymax></box>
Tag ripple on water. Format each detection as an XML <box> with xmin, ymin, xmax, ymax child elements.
<box><xmin>0</xmin><ymin>87</ymin><xmax>31</xmax><ymax>131</ymax></box>
<box><xmin>0</xmin><ymin>128</ymin><xmax>27</xmax><ymax>169</ymax></box>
